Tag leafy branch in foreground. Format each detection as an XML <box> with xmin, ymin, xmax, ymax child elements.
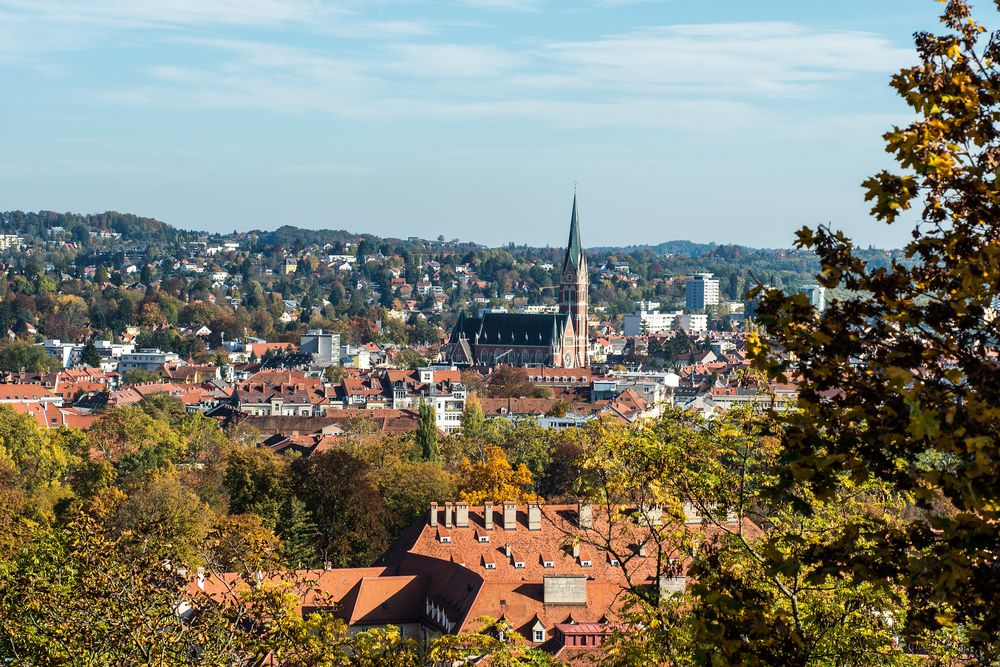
<box><xmin>750</xmin><ymin>0</ymin><xmax>1000</xmax><ymax>659</ymax></box>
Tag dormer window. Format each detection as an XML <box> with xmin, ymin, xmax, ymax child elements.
<box><xmin>478</xmin><ymin>535</ymin><xmax>490</xmax><ymax>543</ymax></box>
<box><xmin>440</xmin><ymin>535</ymin><xmax>451</xmax><ymax>543</ymax></box>
<box><xmin>609</xmin><ymin>558</ymin><xmax>620</xmax><ymax>567</ymax></box>
<box><xmin>531</xmin><ymin>620</ymin><xmax>546</xmax><ymax>643</ymax></box>
<box><xmin>543</xmin><ymin>560</ymin><xmax>554</xmax><ymax>568</ymax></box>
<box><xmin>514</xmin><ymin>561</ymin><xmax>525</xmax><ymax>569</ymax></box>
<box><xmin>484</xmin><ymin>562</ymin><xmax>496</xmax><ymax>570</ymax></box>
<box><xmin>580</xmin><ymin>559</ymin><xmax>592</xmax><ymax>568</ymax></box>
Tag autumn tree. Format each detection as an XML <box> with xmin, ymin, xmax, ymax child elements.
<box><xmin>486</xmin><ymin>366</ymin><xmax>533</xmax><ymax>398</ymax></box>
<box><xmin>457</xmin><ymin>445</ymin><xmax>539</xmax><ymax>505</ymax></box>
<box><xmin>87</xmin><ymin>404</ymin><xmax>183</xmax><ymax>478</ymax></box>
<box><xmin>750</xmin><ymin>0</ymin><xmax>1000</xmax><ymax>655</ymax></box>
<box><xmin>577</xmin><ymin>409</ymin><xmax>911</xmax><ymax>665</ymax></box>
<box><xmin>290</xmin><ymin>450</ymin><xmax>390</xmax><ymax>567</ymax></box>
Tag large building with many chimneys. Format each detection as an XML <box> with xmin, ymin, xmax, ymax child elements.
<box><xmin>447</xmin><ymin>196</ymin><xmax>589</xmax><ymax>369</ymax></box>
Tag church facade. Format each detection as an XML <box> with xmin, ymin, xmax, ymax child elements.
<box><xmin>447</xmin><ymin>197</ymin><xmax>589</xmax><ymax>369</ymax></box>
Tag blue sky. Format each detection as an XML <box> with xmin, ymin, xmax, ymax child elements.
<box><xmin>0</xmin><ymin>0</ymin><xmax>994</xmax><ymax>248</ymax></box>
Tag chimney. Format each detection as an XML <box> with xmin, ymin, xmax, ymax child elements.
<box><xmin>196</xmin><ymin>567</ymin><xmax>205</xmax><ymax>592</ymax></box>
<box><xmin>483</xmin><ymin>502</ymin><xmax>494</xmax><ymax>530</ymax></box>
<box><xmin>456</xmin><ymin>502</ymin><xmax>469</xmax><ymax>527</ymax></box>
<box><xmin>638</xmin><ymin>540</ymin><xmax>648</xmax><ymax>557</ymax></box>
<box><xmin>503</xmin><ymin>502</ymin><xmax>516</xmax><ymax>531</ymax></box>
<box><xmin>577</xmin><ymin>503</ymin><xmax>593</xmax><ymax>529</ymax></box>
<box><xmin>429</xmin><ymin>502</ymin><xmax>438</xmax><ymax>527</ymax></box>
<box><xmin>444</xmin><ymin>502</ymin><xmax>454</xmax><ymax>528</ymax></box>
<box><xmin>504</xmin><ymin>544</ymin><xmax>512</xmax><ymax>557</ymax></box>
<box><xmin>572</xmin><ymin>542</ymin><xmax>581</xmax><ymax>558</ymax></box>
<box><xmin>323</xmin><ymin>561</ymin><xmax>332</xmax><ymax>571</ymax></box>
<box><xmin>527</xmin><ymin>503</ymin><xmax>541</xmax><ymax>531</ymax></box>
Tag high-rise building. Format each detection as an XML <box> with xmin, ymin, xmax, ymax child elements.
<box><xmin>800</xmin><ymin>285</ymin><xmax>826</xmax><ymax>313</ymax></box>
<box><xmin>685</xmin><ymin>273</ymin><xmax>720</xmax><ymax>310</ymax></box>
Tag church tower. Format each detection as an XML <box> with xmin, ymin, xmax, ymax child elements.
<box><xmin>559</xmin><ymin>195</ymin><xmax>589</xmax><ymax>368</ymax></box>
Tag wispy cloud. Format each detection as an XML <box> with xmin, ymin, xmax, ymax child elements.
<box><xmin>455</xmin><ymin>0</ymin><xmax>542</xmax><ymax>11</ymax></box>
<box><xmin>386</xmin><ymin>43</ymin><xmax>529</xmax><ymax>78</ymax></box>
<box><xmin>0</xmin><ymin>0</ymin><xmax>434</xmax><ymax>39</ymax></box>
<box><xmin>0</xmin><ymin>0</ymin><xmax>914</xmax><ymax>132</ymax></box>
<box><xmin>542</xmin><ymin>23</ymin><xmax>912</xmax><ymax>97</ymax></box>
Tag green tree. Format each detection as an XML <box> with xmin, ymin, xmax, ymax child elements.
<box><xmin>279</xmin><ymin>496</ymin><xmax>319</xmax><ymax>568</ymax></box>
<box><xmin>750</xmin><ymin>1</ymin><xmax>1000</xmax><ymax>655</ymax></box>
<box><xmin>0</xmin><ymin>341</ymin><xmax>58</xmax><ymax>372</ymax></box>
<box><xmin>121</xmin><ymin>368</ymin><xmax>161</xmax><ymax>384</ymax></box>
<box><xmin>222</xmin><ymin>447</ymin><xmax>290</xmax><ymax>529</ymax></box>
<box><xmin>416</xmin><ymin>399</ymin><xmax>438</xmax><ymax>462</ymax></box>
<box><xmin>79</xmin><ymin>339</ymin><xmax>101</xmax><ymax>367</ymax></box>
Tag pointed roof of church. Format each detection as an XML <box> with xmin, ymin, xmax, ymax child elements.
<box><xmin>562</xmin><ymin>194</ymin><xmax>584</xmax><ymax>274</ymax></box>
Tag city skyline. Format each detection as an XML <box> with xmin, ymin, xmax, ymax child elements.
<box><xmin>2</xmin><ymin>0</ymin><xmax>996</xmax><ymax>248</ymax></box>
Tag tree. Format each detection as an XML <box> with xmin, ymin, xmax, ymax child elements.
<box><xmin>222</xmin><ymin>446</ymin><xmax>290</xmax><ymax>529</ymax></box>
<box><xmin>290</xmin><ymin>450</ymin><xmax>390</xmax><ymax>567</ymax></box>
<box><xmin>487</xmin><ymin>366</ymin><xmax>533</xmax><ymax>398</ymax></box>
<box><xmin>577</xmin><ymin>409</ymin><xmax>911</xmax><ymax>665</ymax></box>
<box><xmin>395</xmin><ymin>347</ymin><xmax>427</xmax><ymax>370</ymax></box>
<box><xmin>545</xmin><ymin>398</ymin><xmax>570</xmax><ymax>418</ymax></box>
<box><xmin>110</xmin><ymin>473</ymin><xmax>214</xmax><ymax>564</ymax></box>
<box><xmin>79</xmin><ymin>339</ymin><xmax>101</xmax><ymax>367</ymax></box>
<box><xmin>460</xmin><ymin>392</ymin><xmax>487</xmax><ymax>439</ymax></box>
<box><xmin>416</xmin><ymin>399</ymin><xmax>438</xmax><ymax>462</ymax></box>
<box><xmin>0</xmin><ymin>341</ymin><xmax>58</xmax><ymax>372</ymax></box>
<box><xmin>86</xmin><ymin>405</ymin><xmax>183</xmax><ymax>476</ymax></box>
<box><xmin>323</xmin><ymin>364</ymin><xmax>345</xmax><ymax>384</ymax></box>
<box><xmin>278</xmin><ymin>497</ymin><xmax>319</xmax><ymax>568</ymax></box>
<box><xmin>750</xmin><ymin>1</ymin><xmax>1000</xmax><ymax>655</ymax></box>
<box><xmin>457</xmin><ymin>445</ymin><xmax>540</xmax><ymax>505</ymax></box>
<box><xmin>121</xmin><ymin>368</ymin><xmax>161</xmax><ymax>384</ymax></box>
<box><xmin>377</xmin><ymin>460</ymin><xmax>455</xmax><ymax>535</ymax></box>
<box><xmin>0</xmin><ymin>406</ymin><xmax>74</xmax><ymax>491</ymax></box>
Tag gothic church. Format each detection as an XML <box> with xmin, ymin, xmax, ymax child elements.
<box><xmin>447</xmin><ymin>197</ymin><xmax>589</xmax><ymax>369</ymax></box>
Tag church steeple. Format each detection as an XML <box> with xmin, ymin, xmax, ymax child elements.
<box><xmin>558</xmin><ymin>193</ymin><xmax>589</xmax><ymax>368</ymax></box>
<box><xmin>562</xmin><ymin>194</ymin><xmax>584</xmax><ymax>275</ymax></box>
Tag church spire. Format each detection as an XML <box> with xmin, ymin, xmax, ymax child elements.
<box><xmin>562</xmin><ymin>194</ymin><xmax>583</xmax><ymax>274</ymax></box>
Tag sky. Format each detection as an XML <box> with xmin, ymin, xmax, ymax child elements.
<box><xmin>0</xmin><ymin>0</ymin><xmax>995</xmax><ymax>249</ymax></box>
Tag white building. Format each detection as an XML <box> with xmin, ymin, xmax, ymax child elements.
<box><xmin>623</xmin><ymin>308</ymin><xmax>683</xmax><ymax>336</ymax></box>
<box><xmin>800</xmin><ymin>285</ymin><xmax>826</xmax><ymax>313</ymax></box>
<box><xmin>685</xmin><ymin>273</ymin><xmax>720</xmax><ymax>310</ymax></box>
<box><xmin>42</xmin><ymin>340</ymin><xmax>81</xmax><ymax>368</ymax></box>
<box><xmin>119</xmin><ymin>349</ymin><xmax>180</xmax><ymax>373</ymax></box>
<box><xmin>300</xmin><ymin>329</ymin><xmax>342</xmax><ymax>367</ymax></box>
<box><xmin>0</xmin><ymin>235</ymin><xmax>23</xmax><ymax>250</ymax></box>
<box><xmin>677</xmin><ymin>313</ymin><xmax>709</xmax><ymax>334</ymax></box>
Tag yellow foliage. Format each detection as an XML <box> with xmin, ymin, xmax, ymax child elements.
<box><xmin>457</xmin><ymin>445</ymin><xmax>539</xmax><ymax>504</ymax></box>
